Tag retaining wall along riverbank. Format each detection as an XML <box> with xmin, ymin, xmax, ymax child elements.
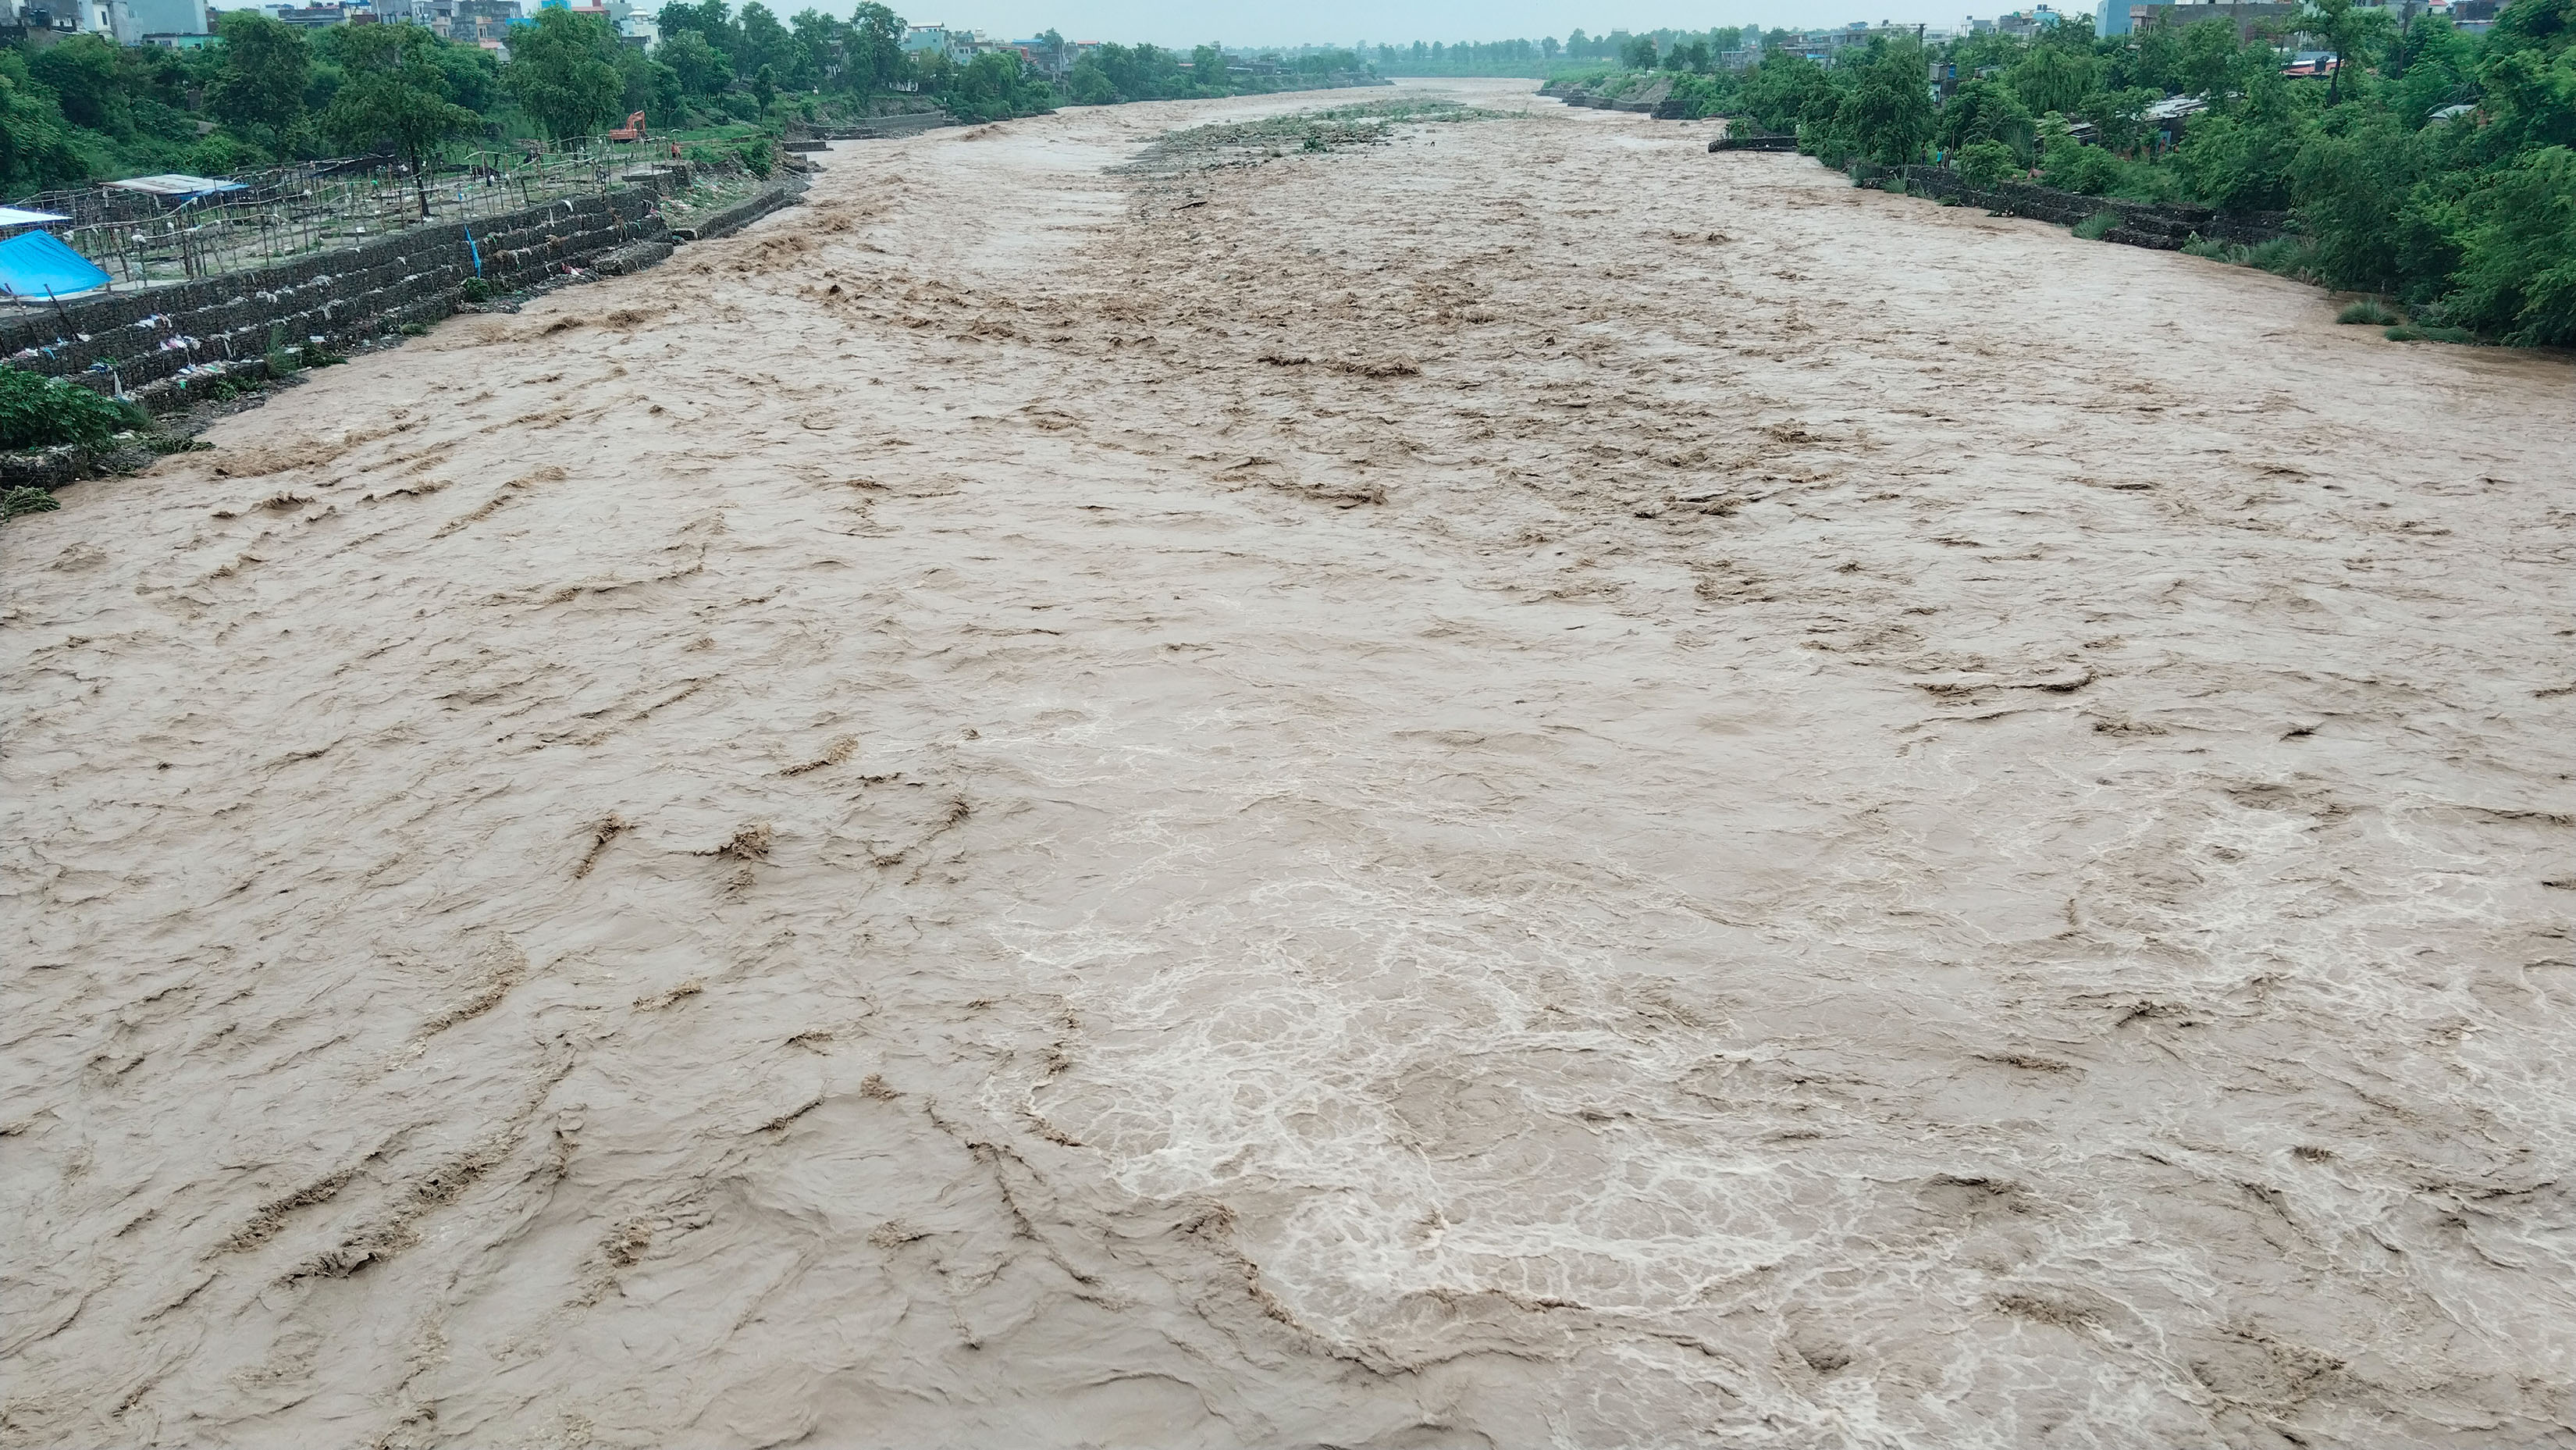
<box><xmin>3</xmin><ymin>177</ymin><xmax>807</xmax><ymax>411</ymax></box>
<box><xmin>1870</xmin><ymin>163</ymin><xmax>2290</xmax><ymax>249</ymax></box>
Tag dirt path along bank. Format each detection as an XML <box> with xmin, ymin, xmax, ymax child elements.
<box><xmin>6</xmin><ymin>81</ymin><xmax>2574</xmax><ymax>1450</ymax></box>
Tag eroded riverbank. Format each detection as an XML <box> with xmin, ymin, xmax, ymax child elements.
<box><xmin>6</xmin><ymin>80</ymin><xmax>2573</xmax><ymax>1449</ymax></box>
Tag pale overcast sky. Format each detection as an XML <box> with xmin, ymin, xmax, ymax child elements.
<box><xmin>934</xmin><ymin>0</ymin><xmax>1973</xmax><ymax>48</ymax></box>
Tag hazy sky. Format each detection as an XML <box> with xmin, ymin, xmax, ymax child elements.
<box><xmin>931</xmin><ymin>0</ymin><xmax>1975</xmax><ymax>48</ymax></box>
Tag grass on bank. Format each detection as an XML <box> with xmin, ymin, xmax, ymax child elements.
<box><xmin>2183</xmin><ymin>233</ymin><xmax>2321</xmax><ymax>280</ymax></box>
<box><xmin>2073</xmin><ymin>210</ymin><xmax>2119</xmax><ymax>240</ymax></box>
<box><xmin>2386</xmin><ymin>322</ymin><xmax>2478</xmax><ymax>343</ymax></box>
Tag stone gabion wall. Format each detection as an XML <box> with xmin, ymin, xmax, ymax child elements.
<box><xmin>2</xmin><ymin>190</ymin><xmax>672</xmax><ymax>408</ymax></box>
<box><xmin>669</xmin><ymin>177</ymin><xmax>807</xmax><ymax>243</ymax></box>
<box><xmin>1888</xmin><ymin>164</ymin><xmax>2290</xmax><ymax>249</ymax></box>
<box><xmin>803</xmin><ymin>112</ymin><xmax>961</xmax><ymax>141</ymax></box>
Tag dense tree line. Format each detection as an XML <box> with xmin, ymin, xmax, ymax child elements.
<box><xmin>0</xmin><ymin>5</ymin><xmax>760</xmax><ymax>193</ymax></box>
<box><xmin>0</xmin><ymin>5</ymin><xmax>1377</xmax><ymax>193</ymax></box>
<box><xmin>1375</xmin><ymin>30</ymin><xmax>1771</xmax><ymax>77</ymax></box>
<box><xmin>1557</xmin><ymin>0</ymin><xmax>2568</xmax><ymax>345</ymax></box>
<box><xmin>1064</xmin><ymin>44</ymin><xmax>1368</xmax><ymax>105</ymax></box>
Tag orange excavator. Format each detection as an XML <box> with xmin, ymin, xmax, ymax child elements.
<box><xmin>607</xmin><ymin>112</ymin><xmax>648</xmax><ymax>143</ymax></box>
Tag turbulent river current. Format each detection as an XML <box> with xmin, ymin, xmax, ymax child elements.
<box><xmin>6</xmin><ymin>80</ymin><xmax>2574</xmax><ymax>1450</ymax></box>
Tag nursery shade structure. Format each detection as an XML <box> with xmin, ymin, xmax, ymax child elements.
<box><xmin>103</xmin><ymin>174</ymin><xmax>249</xmax><ymax>199</ymax></box>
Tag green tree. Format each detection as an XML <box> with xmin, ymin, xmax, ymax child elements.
<box><xmin>606</xmin><ymin>41</ymin><xmax>674</xmax><ymax>123</ymax></box>
<box><xmin>736</xmin><ymin>2</ymin><xmax>796</xmax><ymax>84</ymax></box>
<box><xmin>2170</xmin><ymin>92</ymin><xmax>2311</xmax><ymax>209</ymax></box>
<box><xmin>1955</xmin><ymin>137</ymin><xmax>2022</xmax><ymax>184</ymax></box>
<box><xmin>2132</xmin><ymin>20</ymin><xmax>2187</xmax><ymax>91</ymax></box>
<box><xmin>1739</xmin><ymin>48</ymin><xmax>1833</xmax><ymax>133</ymax></box>
<box><xmin>846</xmin><ymin>2</ymin><xmax>907</xmax><ymax>92</ymax></box>
<box><xmin>788</xmin><ymin>9</ymin><xmax>844</xmax><ymax>89</ymax></box>
<box><xmin>656</xmin><ymin>0</ymin><xmax>740</xmax><ymax>64</ymax></box>
<box><xmin>507</xmin><ymin>9</ymin><xmax>626</xmax><ymax>141</ymax></box>
<box><xmin>321</xmin><ymin>23</ymin><xmax>479</xmax><ymax>219</ymax></box>
<box><xmin>429</xmin><ymin>40</ymin><xmax>501</xmax><ymax>112</ymax></box>
<box><xmin>2290</xmin><ymin>108</ymin><xmax>2425</xmax><ymax>289</ymax></box>
<box><xmin>2008</xmin><ymin>41</ymin><xmax>2097</xmax><ymax>115</ymax></box>
<box><xmin>2303</xmin><ymin>0</ymin><xmax>2354</xmax><ymax>102</ymax></box>
<box><xmin>2176</xmin><ymin>18</ymin><xmax>2254</xmax><ymax>103</ymax></box>
<box><xmin>27</xmin><ymin>35</ymin><xmax>130</xmax><ymax>136</ymax></box>
<box><xmin>2081</xmin><ymin>84</ymin><xmax>2161</xmax><ymax>151</ymax></box>
<box><xmin>0</xmin><ymin>56</ymin><xmax>89</xmax><ymax>194</ymax></box>
<box><xmin>2388</xmin><ymin>17</ymin><xmax>2479</xmax><ymax>124</ymax></box>
<box><xmin>2447</xmin><ymin>143</ymin><xmax>2576</xmax><ymax>342</ymax></box>
<box><xmin>659</xmin><ymin>30</ymin><xmax>733</xmax><ymax>97</ymax></box>
<box><xmin>1937</xmin><ymin>77</ymin><xmax>2036</xmax><ymax>155</ymax></box>
<box><xmin>1068</xmin><ymin>54</ymin><xmax>1117</xmax><ymax>102</ymax></box>
<box><xmin>1841</xmin><ymin>37</ymin><xmax>1937</xmax><ymax>163</ymax></box>
<box><xmin>2474</xmin><ymin>0</ymin><xmax>2576</xmax><ymax>152</ymax></box>
<box><xmin>210</xmin><ymin>11</ymin><xmax>313</xmax><ymax>150</ymax></box>
<box><xmin>940</xmin><ymin>49</ymin><xmax>1051</xmax><ymax>119</ymax></box>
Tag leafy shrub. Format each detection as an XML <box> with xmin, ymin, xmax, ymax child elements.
<box><xmin>2046</xmin><ymin>142</ymin><xmax>2123</xmax><ymax>196</ymax></box>
<box><xmin>1955</xmin><ymin>140</ymin><xmax>2019</xmax><ymax>187</ymax></box>
<box><xmin>2443</xmin><ymin>144</ymin><xmax>2576</xmax><ymax>347</ymax></box>
<box><xmin>459</xmin><ymin>277</ymin><xmax>492</xmax><ymax>304</ymax></box>
<box><xmin>2171</xmin><ymin>108</ymin><xmax>2301</xmax><ymax>215</ymax></box>
<box><xmin>2336</xmin><ymin>297</ymin><xmax>2397</xmax><ymax>324</ymax></box>
<box><xmin>0</xmin><ymin>369</ymin><xmax>141</xmax><ymax>450</ymax></box>
<box><xmin>1937</xmin><ymin>80</ymin><xmax>2035</xmax><ymax>156</ymax></box>
<box><xmin>736</xmin><ymin>136</ymin><xmax>773</xmax><ymax>178</ymax></box>
<box><xmin>2</xmin><ymin>485</ymin><xmax>61</xmax><ymax>521</ymax></box>
<box><xmin>264</xmin><ymin>322</ymin><xmax>301</xmax><ymax>377</ymax></box>
<box><xmin>2073</xmin><ymin>210</ymin><xmax>2120</xmax><ymax>240</ymax></box>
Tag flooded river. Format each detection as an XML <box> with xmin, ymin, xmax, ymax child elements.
<box><xmin>6</xmin><ymin>80</ymin><xmax>2573</xmax><ymax>1449</ymax></box>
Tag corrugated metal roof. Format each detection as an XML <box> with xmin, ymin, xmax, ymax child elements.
<box><xmin>104</xmin><ymin>174</ymin><xmax>249</xmax><ymax>198</ymax></box>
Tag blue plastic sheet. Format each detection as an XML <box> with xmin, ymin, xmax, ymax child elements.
<box><xmin>0</xmin><ymin>229</ymin><xmax>112</xmax><ymax>299</ymax></box>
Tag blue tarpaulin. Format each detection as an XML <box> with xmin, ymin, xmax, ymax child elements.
<box><xmin>0</xmin><ymin>229</ymin><xmax>112</xmax><ymax>299</ymax></box>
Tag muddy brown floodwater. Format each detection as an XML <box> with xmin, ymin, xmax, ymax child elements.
<box><xmin>6</xmin><ymin>80</ymin><xmax>2575</xmax><ymax>1450</ymax></box>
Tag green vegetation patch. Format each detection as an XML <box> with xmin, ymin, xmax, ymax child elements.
<box><xmin>1533</xmin><ymin>0</ymin><xmax>2576</xmax><ymax>348</ymax></box>
<box><xmin>0</xmin><ymin>368</ymin><xmax>147</xmax><ymax>451</ymax></box>
<box><xmin>2073</xmin><ymin>210</ymin><xmax>2120</xmax><ymax>240</ymax></box>
<box><xmin>2336</xmin><ymin>297</ymin><xmax>2398</xmax><ymax>323</ymax></box>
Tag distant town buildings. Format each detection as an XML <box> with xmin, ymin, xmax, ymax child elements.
<box><xmin>1963</xmin><ymin>7</ymin><xmax>2070</xmax><ymax>37</ymax></box>
<box><xmin>2091</xmin><ymin>0</ymin><xmax>2478</xmax><ymax>37</ymax></box>
<box><xmin>141</xmin><ymin>0</ymin><xmax>657</xmax><ymax>52</ymax></box>
<box><xmin>1716</xmin><ymin>19</ymin><xmax>1951</xmax><ymax>69</ymax></box>
<box><xmin>898</xmin><ymin>23</ymin><xmax>978</xmax><ymax>62</ymax></box>
<box><xmin>2</xmin><ymin>0</ymin><xmax>207</xmax><ymax>44</ymax></box>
